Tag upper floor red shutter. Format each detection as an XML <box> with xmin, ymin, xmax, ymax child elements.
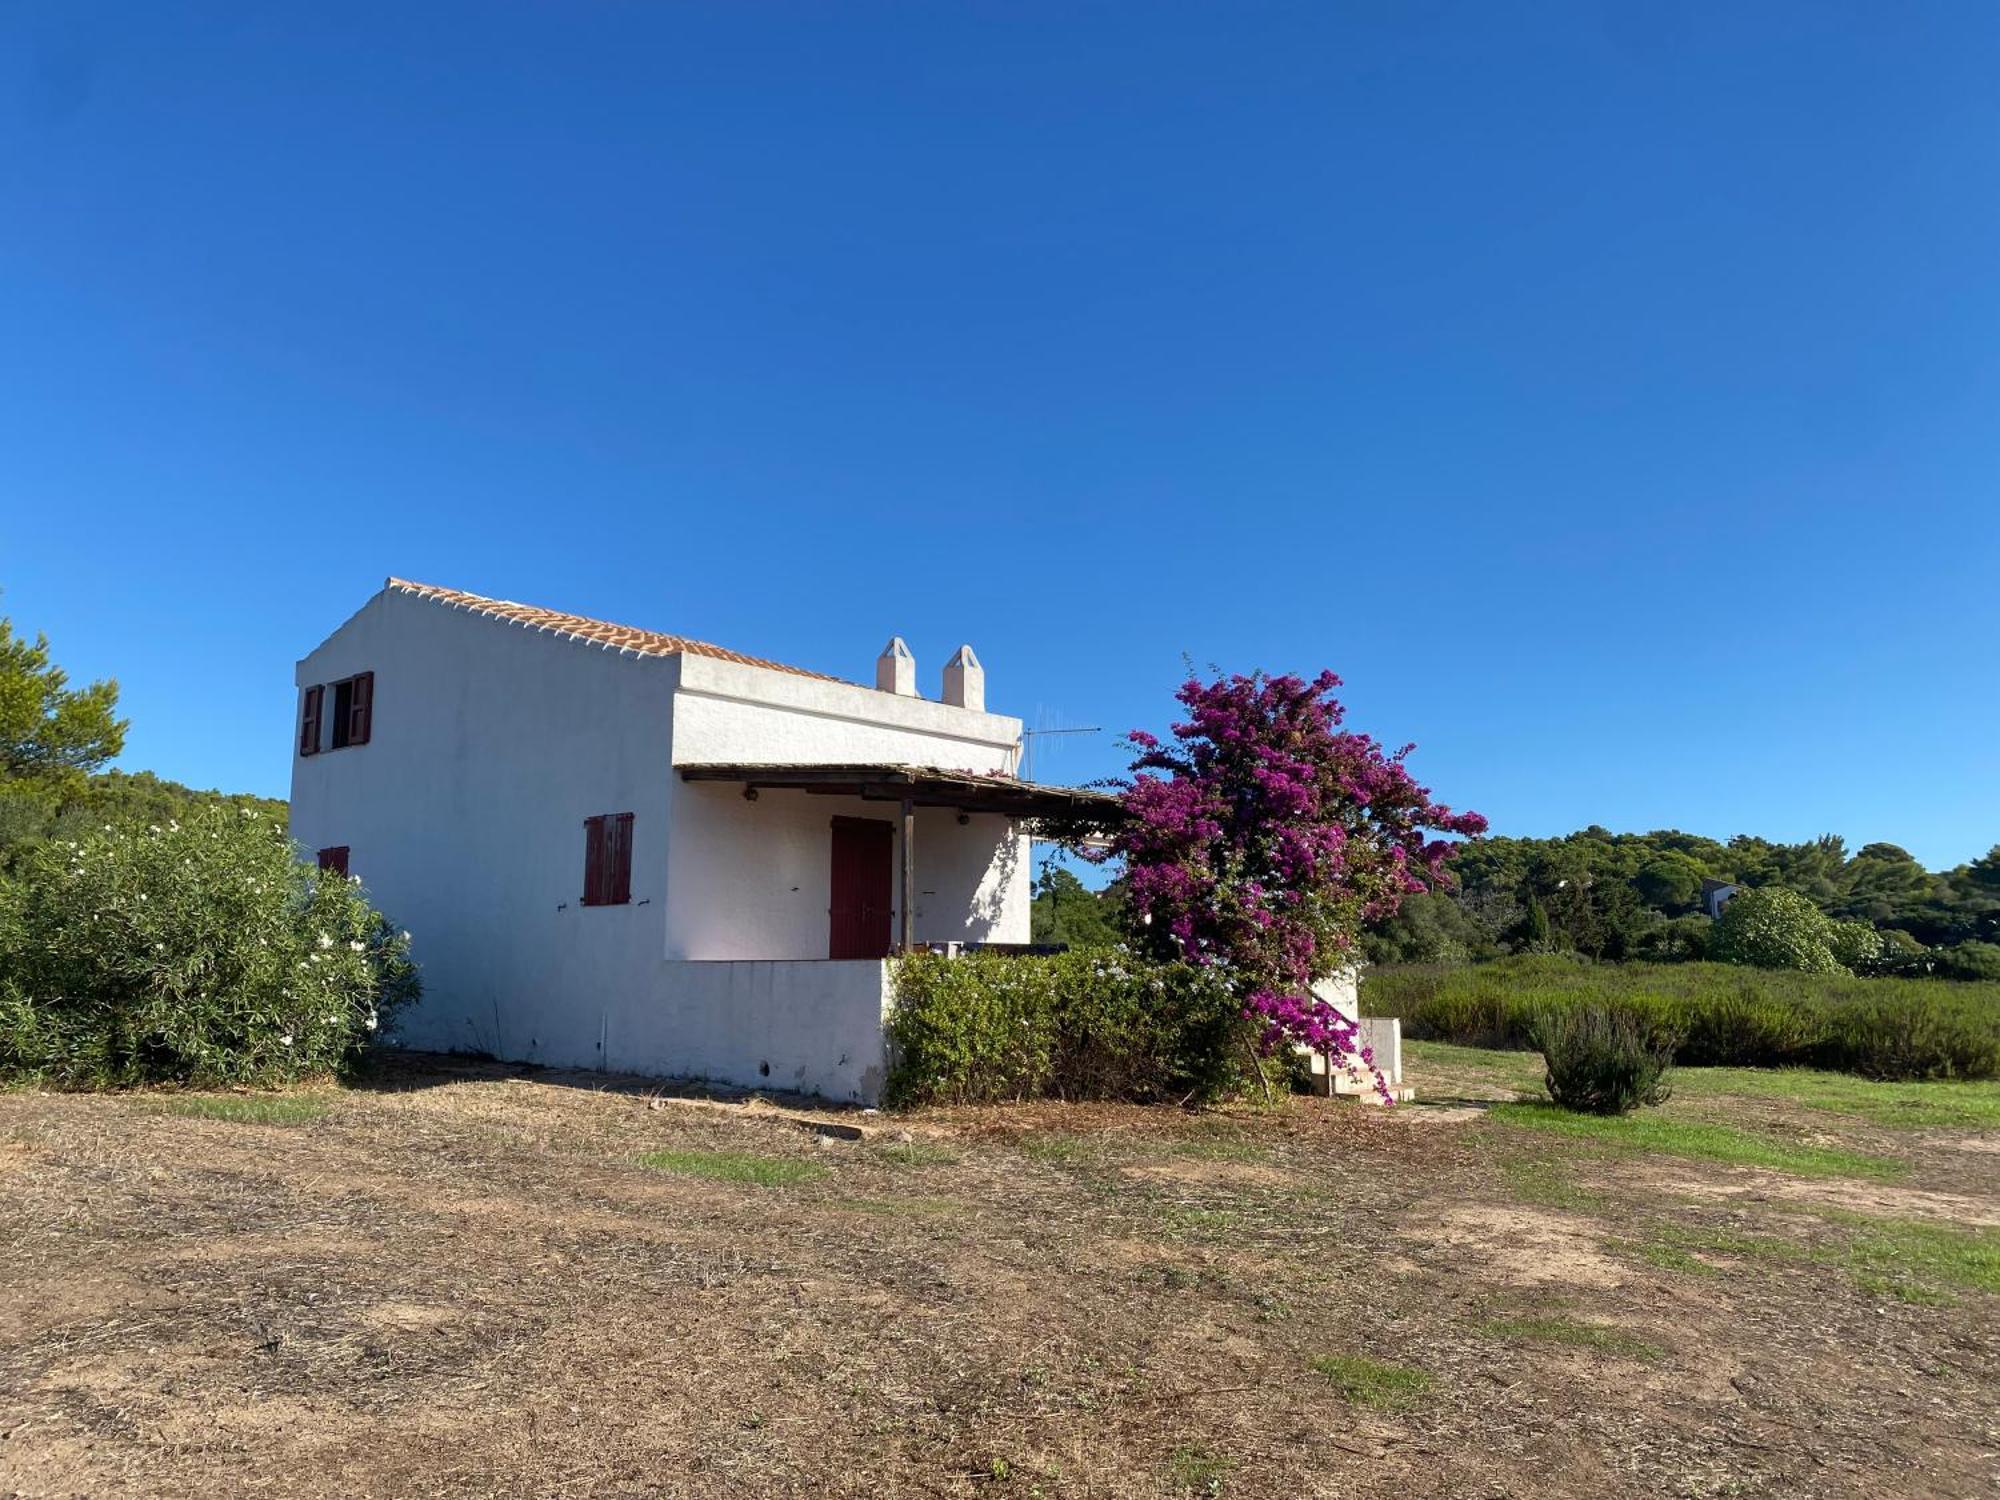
<box><xmin>299</xmin><ymin>685</ymin><xmax>324</xmax><ymax>756</ymax></box>
<box><xmin>348</xmin><ymin>671</ymin><xmax>374</xmax><ymax>746</ymax></box>
<box><xmin>317</xmin><ymin>846</ymin><xmax>350</xmax><ymax>876</ymax></box>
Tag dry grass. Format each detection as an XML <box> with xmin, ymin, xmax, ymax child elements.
<box><xmin>1</xmin><ymin>1048</ymin><xmax>1996</xmax><ymax>1498</ymax></box>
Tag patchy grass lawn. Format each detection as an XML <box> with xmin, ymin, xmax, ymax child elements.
<box><xmin>1</xmin><ymin>1050</ymin><xmax>1995</xmax><ymax>1499</ymax></box>
<box><xmin>1488</xmin><ymin>1100</ymin><xmax>1907</xmax><ymax>1179</ymax></box>
<box><xmin>154</xmin><ymin>1095</ymin><xmax>330</xmax><ymax>1126</ymax></box>
<box><xmin>637</xmin><ymin>1147</ymin><xmax>829</xmax><ymax>1187</ymax></box>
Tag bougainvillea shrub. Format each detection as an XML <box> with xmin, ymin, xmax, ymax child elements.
<box><xmin>1105</xmin><ymin>670</ymin><xmax>1485</xmax><ymax>1088</ymax></box>
<box><xmin>0</xmin><ymin>806</ymin><xmax>418</xmax><ymax>1087</ymax></box>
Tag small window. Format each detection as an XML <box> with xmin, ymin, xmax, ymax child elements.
<box><xmin>582</xmin><ymin>813</ymin><xmax>634</xmax><ymax>906</ymax></box>
<box><xmin>317</xmin><ymin>846</ymin><xmax>350</xmax><ymax>877</ymax></box>
<box><xmin>299</xmin><ymin>685</ymin><xmax>325</xmax><ymax>757</ymax></box>
<box><xmin>331</xmin><ymin>671</ymin><xmax>374</xmax><ymax>749</ymax></box>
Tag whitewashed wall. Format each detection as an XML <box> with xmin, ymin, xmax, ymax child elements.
<box><xmin>290</xmin><ymin>590</ymin><xmax>678</xmax><ymax>1068</ymax></box>
<box><xmin>290</xmin><ymin>586</ymin><xmax>1035</xmax><ymax>1099</ymax></box>
<box><xmin>398</xmin><ymin>958</ymin><xmax>895</xmax><ymax>1104</ymax></box>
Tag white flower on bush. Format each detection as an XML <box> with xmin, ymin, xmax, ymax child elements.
<box><xmin>279</xmin><ymin>1034</ymin><xmax>294</xmax><ymax>1047</ymax></box>
<box><xmin>316</xmin><ymin>933</ymin><xmax>334</xmax><ymax>950</ymax></box>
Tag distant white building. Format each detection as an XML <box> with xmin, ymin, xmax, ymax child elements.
<box><xmin>1699</xmin><ymin>878</ymin><xmax>1741</xmax><ymax>919</ymax></box>
<box><xmin>290</xmin><ymin>580</ymin><xmax>1110</xmax><ymax>1103</ymax></box>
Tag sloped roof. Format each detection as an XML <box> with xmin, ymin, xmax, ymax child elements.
<box><xmin>385</xmin><ymin>579</ymin><xmax>844</xmax><ymax>682</ymax></box>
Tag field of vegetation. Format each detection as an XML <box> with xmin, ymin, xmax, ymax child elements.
<box><xmin>1365</xmin><ymin>956</ymin><xmax>2000</xmax><ymax>1081</ymax></box>
<box><xmin>3</xmin><ymin>1047</ymin><xmax>1997</xmax><ymax>1498</ymax></box>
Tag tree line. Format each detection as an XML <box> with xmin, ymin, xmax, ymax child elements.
<box><xmin>1035</xmin><ymin>828</ymin><xmax>2000</xmax><ymax>981</ymax></box>
<box><xmin>1366</xmin><ymin>827</ymin><xmax>2000</xmax><ymax>978</ymax></box>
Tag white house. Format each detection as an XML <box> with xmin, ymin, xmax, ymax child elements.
<box><xmin>290</xmin><ymin>579</ymin><xmax>1113</xmax><ymax>1104</ymax></box>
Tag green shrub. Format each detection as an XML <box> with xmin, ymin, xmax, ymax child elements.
<box><xmin>0</xmin><ymin>807</ymin><xmax>418</xmax><ymax>1087</ymax></box>
<box><xmin>1666</xmin><ymin>982</ymin><xmax>1823</xmax><ymax>1067</ymax></box>
<box><xmin>1532</xmin><ymin>1003</ymin><xmax>1677</xmax><ymax>1115</ymax></box>
<box><xmin>1366</xmin><ymin>956</ymin><xmax>2000</xmax><ymax>1082</ymax></box>
<box><xmin>1821</xmin><ymin>991</ymin><xmax>2000</xmax><ymax>1082</ymax></box>
<box><xmin>1934</xmin><ymin>941</ymin><xmax>2000</xmax><ymax>983</ymax></box>
<box><xmin>1713</xmin><ymin>888</ymin><xmax>1843</xmax><ymax>973</ymax></box>
<box><xmin>1827</xmin><ymin>921</ymin><xmax>1885</xmax><ymax>973</ymax></box>
<box><xmin>885</xmin><ymin>950</ymin><xmax>1245</xmax><ymax>1107</ymax></box>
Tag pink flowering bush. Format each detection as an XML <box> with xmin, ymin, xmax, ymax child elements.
<box><xmin>1106</xmin><ymin>670</ymin><xmax>1485</xmax><ymax>1090</ymax></box>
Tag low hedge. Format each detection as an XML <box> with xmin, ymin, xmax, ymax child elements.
<box><xmin>1364</xmin><ymin>956</ymin><xmax>2000</xmax><ymax>1082</ymax></box>
<box><xmin>884</xmin><ymin>950</ymin><xmax>1247</xmax><ymax>1107</ymax></box>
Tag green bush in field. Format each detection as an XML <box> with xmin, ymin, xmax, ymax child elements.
<box><xmin>1934</xmin><ymin>941</ymin><xmax>2000</xmax><ymax>983</ymax></box>
<box><xmin>1827</xmin><ymin>920</ymin><xmax>1885</xmax><ymax>973</ymax></box>
<box><xmin>1713</xmin><ymin>887</ymin><xmax>1845</xmax><ymax>973</ymax></box>
<box><xmin>885</xmin><ymin>950</ymin><xmax>1245</xmax><ymax>1107</ymax></box>
<box><xmin>1533</xmin><ymin>1003</ymin><xmax>1677</xmax><ymax>1115</ymax></box>
<box><xmin>1365</xmin><ymin>955</ymin><xmax>2000</xmax><ymax>1082</ymax></box>
<box><xmin>1822</xmin><ymin>990</ymin><xmax>2000</xmax><ymax>1081</ymax></box>
<box><xmin>0</xmin><ymin>806</ymin><xmax>418</xmax><ymax>1087</ymax></box>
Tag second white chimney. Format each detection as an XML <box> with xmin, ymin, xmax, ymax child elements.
<box><xmin>876</xmin><ymin>636</ymin><xmax>917</xmax><ymax>696</ymax></box>
<box><xmin>941</xmin><ymin>645</ymin><xmax>984</xmax><ymax>711</ymax></box>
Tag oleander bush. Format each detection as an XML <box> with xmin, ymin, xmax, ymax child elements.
<box><xmin>1365</xmin><ymin>956</ymin><xmax>2000</xmax><ymax>1082</ymax></box>
<box><xmin>885</xmin><ymin>950</ymin><xmax>1246</xmax><ymax>1107</ymax></box>
<box><xmin>1533</xmin><ymin>1003</ymin><xmax>1678</xmax><ymax>1115</ymax></box>
<box><xmin>0</xmin><ymin>806</ymin><xmax>418</xmax><ymax>1087</ymax></box>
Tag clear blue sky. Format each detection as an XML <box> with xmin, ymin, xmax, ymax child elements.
<box><xmin>4</xmin><ymin>3</ymin><xmax>1997</xmax><ymax>870</ymax></box>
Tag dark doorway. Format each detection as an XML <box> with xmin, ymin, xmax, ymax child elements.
<box><xmin>829</xmin><ymin>816</ymin><xmax>894</xmax><ymax>959</ymax></box>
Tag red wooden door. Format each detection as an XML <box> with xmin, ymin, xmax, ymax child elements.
<box><xmin>829</xmin><ymin>817</ymin><xmax>894</xmax><ymax>959</ymax></box>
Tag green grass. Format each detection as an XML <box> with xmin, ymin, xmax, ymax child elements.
<box><xmin>1670</xmin><ymin>1068</ymin><xmax>2000</xmax><ymax>1129</ymax></box>
<box><xmin>1166</xmin><ymin>1444</ymin><xmax>1233</xmax><ymax>1495</ymax></box>
<box><xmin>1818</xmin><ymin>1211</ymin><xmax>2000</xmax><ymax>1302</ymax></box>
<box><xmin>1016</xmin><ymin>1132</ymin><xmax>1098</xmax><ymax>1165</ymax></box>
<box><xmin>637</xmin><ymin>1149</ymin><xmax>828</xmax><ymax>1187</ymax></box>
<box><xmin>1308</xmin><ymin>1353</ymin><xmax>1434</xmax><ymax>1411</ymax></box>
<box><xmin>1489</xmin><ymin>1101</ymin><xmax>1905</xmax><ymax>1179</ymax></box>
<box><xmin>1163</xmin><ymin>1129</ymin><xmax>1271</xmax><ymax>1164</ymax></box>
<box><xmin>1404</xmin><ymin>1040</ymin><xmax>1545</xmax><ymax>1095</ymax></box>
<box><xmin>1628</xmin><ymin>1212</ymin><xmax>1998</xmax><ymax>1303</ymax></box>
<box><xmin>1499</xmin><ymin>1157</ymin><xmax>1607</xmax><ymax>1211</ymax></box>
<box><xmin>1479</xmin><ymin>1315</ymin><xmax>1664</xmax><ymax>1361</ymax></box>
<box><xmin>157</xmin><ymin>1096</ymin><xmax>328</xmax><ymax>1125</ymax></box>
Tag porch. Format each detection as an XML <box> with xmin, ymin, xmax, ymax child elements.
<box><xmin>672</xmin><ymin>762</ymin><xmax>1121</xmax><ymax>960</ymax></box>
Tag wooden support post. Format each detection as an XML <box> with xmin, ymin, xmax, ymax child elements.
<box><xmin>899</xmin><ymin>795</ymin><xmax>916</xmax><ymax>954</ymax></box>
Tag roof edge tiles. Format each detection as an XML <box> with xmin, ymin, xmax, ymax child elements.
<box><xmin>385</xmin><ymin>578</ymin><xmax>846</xmax><ymax>683</ymax></box>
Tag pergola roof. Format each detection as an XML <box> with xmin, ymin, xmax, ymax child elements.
<box><xmin>676</xmin><ymin>762</ymin><xmax>1124</xmax><ymax>831</ymax></box>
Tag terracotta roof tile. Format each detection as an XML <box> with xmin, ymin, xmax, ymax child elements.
<box><xmin>385</xmin><ymin>579</ymin><xmax>845</xmax><ymax>682</ymax></box>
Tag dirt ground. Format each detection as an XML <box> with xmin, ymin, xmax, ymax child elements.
<box><xmin>2</xmin><ymin>1049</ymin><xmax>1996</xmax><ymax>1499</ymax></box>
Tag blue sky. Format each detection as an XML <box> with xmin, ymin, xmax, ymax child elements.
<box><xmin>3</xmin><ymin>2</ymin><xmax>1996</xmax><ymax>871</ymax></box>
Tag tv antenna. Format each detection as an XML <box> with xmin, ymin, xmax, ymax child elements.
<box><xmin>1020</xmin><ymin>706</ymin><xmax>1101</xmax><ymax>782</ymax></box>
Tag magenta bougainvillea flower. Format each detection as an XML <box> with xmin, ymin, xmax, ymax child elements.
<box><xmin>1103</xmin><ymin>670</ymin><xmax>1485</xmax><ymax>1097</ymax></box>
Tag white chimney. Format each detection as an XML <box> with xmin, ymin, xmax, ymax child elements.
<box><xmin>876</xmin><ymin>636</ymin><xmax>917</xmax><ymax>696</ymax></box>
<box><xmin>941</xmin><ymin>645</ymin><xmax>984</xmax><ymax>712</ymax></box>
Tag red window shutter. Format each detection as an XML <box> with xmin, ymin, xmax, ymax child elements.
<box><xmin>299</xmin><ymin>686</ymin><xmax>324</xmax><ymax>756</ymax></box>
<box><xmin>583</xmin><ymin>815</ymin><xmax>606</xmax><ymax>905</ymax></box>
<box><xmin>317</xmin><ymin>846</ymin><xmax>349</xmax><ymax>876</ymax></box>
<box><xmin>608</xmin><ymin>812</ymin><xmax>634</xmax><ymax>905</ymax></box>
<box><xmin>349</xmin><ymin>672</ymin><xmax>374</xmax><ymax>746</ymax></box>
